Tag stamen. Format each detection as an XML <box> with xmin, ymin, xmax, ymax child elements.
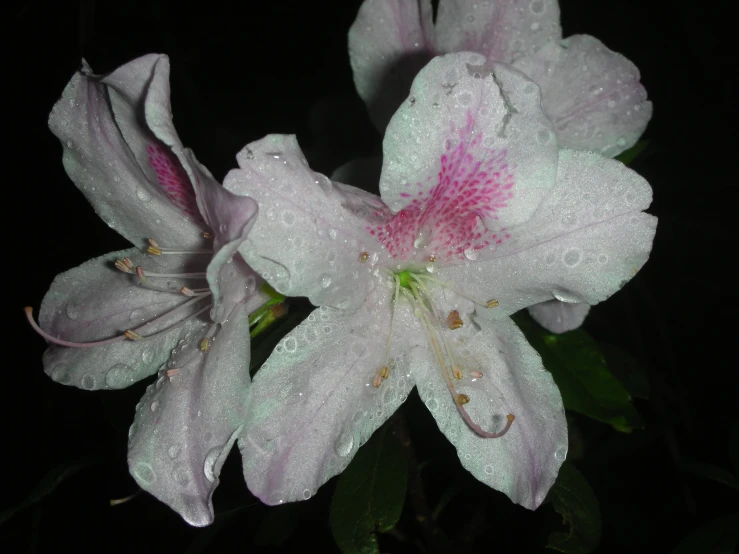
<box><xmin>451</xmin><ymin>365</ymin><xmax>463</xmax><ymax>380</ymax></box>
<box><xmin>124</xmin><ymin>330</ymin><xmax>143</xmax><ymax>341</ymax></box>
<box><xmin>359</xmin><ymin>252</ymin><xmax>369</xmax><ymax>263</ymax></box>
<box><xmin>136</xmin><ymin>268</ymin><xmax>207</xmax><ymax>279</ymax></box>
<box><xmin>148</xmin><ymin>238</ymin><xmax>160</xmax><ymax>248</ymax></box>
<box><xmin>145</xmin><ymin>238</ymin><xmax>213</xmax><ymax>256</ymax></box>
<box><xmin>455</xmin><ymin>393</ymin><xmax>470</xmax><ymax>405</ymax></box>
<box><xmin>203</xmin><ymin>232</ymin><xmax>214</xmax><ymax>239</ymax></box>
<box><xmin>486</xmin><ymin>299</ymin><xmax>499</xmax><ymax>308</ymax></box>
<box><xmin>446</xmin><ymin>310</ymin><xmax>463</xmax><ymax>330</ymax></box>
<box><xmin>199</xmin><ymin>337</ymin><xmax>211</xmax><ymax>352</ymax></box>
<box><xmin>456</xmin><ymin>410</ymin><xmax>515</xmax><ymax>439</ymax></box>
<box><xmin>415</xmin><ymin>274</ymin><xmax>500</xmax><ymax>310</ymax></box>
<box><xmin>136</xmin><ymin>266</ymin><xmax>147</xmax><ymax>284</ymax></box>
<box><xmin>146</xmin><ymin>244</ymin><xmax>163</xmax><ymax>256</ymax></box>
<box><xmin>372</xmin><ymin>372</ymin><xmax>383</xmax><ymax>388</ymax></box>
<box><xmin>428</xmin><ymin>255</ymin><xmax>437</xmax><ymax>262</ymax></box>
<box><xmin>115</xmin><ymin>258</ymin><xmax>135</xmax><ymax>274</ymax></box>
<box><xmin>166</xmin><ymin>368</ymin><xmax>180</xmax><ymax>379</ymax></box>
<box><xmin>469</xmin><ymin>370</ymin><xmax>483</xmax><ymax>379</ymax></box>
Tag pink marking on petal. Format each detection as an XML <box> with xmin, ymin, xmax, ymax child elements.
<box><xmin>372</xmin><ymin>113</ymin><xmax>514</xmax><ymax>261</ymax></box>
<box><xmin>146</xmin><ymin>142</ymin><xmax>204</xmax><ymax>223</ymax></box>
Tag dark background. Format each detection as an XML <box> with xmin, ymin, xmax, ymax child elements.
<box><xmin>5</xmin><ymin>1</ymin><xmax>737</xmax><ymax>552</ymax></box>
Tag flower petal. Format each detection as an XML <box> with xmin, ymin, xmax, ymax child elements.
<box><xmin>435</xmin><ymin>150</ymin><xmax>656</xmax><ymax>317</ymax></box>
<box><xmin>435</xmin><ymin>0</ymin><xmax>561</xmax><ymax>63</ymax></box>
<box><xmin>127</xmin><ymin>301</ymin><xmax>252</xmax><ymax>527</ymax></box>
<box><xmin>38</xmin><ymin>248</ymin><xmax>209</xmax><ymax>390</ymax></box>
<box><xmin>528</xmin><ymin>300</ymin><xmax>591</xmax><ymax>334</ymax></box>
<box><xmin>239</xmin><ymin>293</ymin><xmax>419</xmax><ymax>505</ymax></box>
<box><xmin>513</xmin><ymin>35</ymin><xmax>652</xmax><ymax>156</ymax></box>
<box><xmin>224</xmin><ymin>134</ymin><xmax>392</xmax><ymax>309</ymax></box>
<box><xmin>412</xmin><ymin>315</ymin><xmax>567</xmax><ymax>509</ymax></box>
<box><xmin>348</xmin><ymin>0</ymin><xmax>436</xmax><ymax>131</ymax></box>
<box><xmin>379</xmin><ymin>54</ymin><xmax>558</xmax><ymax>236</ymax></box>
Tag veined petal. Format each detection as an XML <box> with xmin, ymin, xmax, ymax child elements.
<box><xmin>49</xmin><ymin>57</ymin><xmax>206</xmax><ymax>248</ymax></box>
<box><xmin>412</xmin><ymin>315</ymin><xmax>567</xmax><ymax>509</ymax></box>
<box><xmin>379</xmin><ymin>54</ymin><xmax>558</xmax><ymax>245</ymax></box>
<box><xmin>38</xmin><ymin>248</ymin><xmax>210</xmax><ymax>390</ymax></box>
<box><xmin>128</xmin><ymin>301</ymin><xmax>252</xmax><ymax>527</ymax></box>
<box><xmin>435</xmin><ymin>150</ymin><xmax>656</xmax><ymax>317</ymax></box>
<box><xmin>349</xmin><ymin>0</ymin><xmax>436</xmax><ymax>131</ymax></box>
<box><xmin>528</xmin><ymin>300</ymin><xmax>591</xmax><ymax>334</ymax></box>
<box><xmin>513</xmin><ymin>35</ymin><xmax>652</xmax><ymax>157</ymax></box>
<box><xmin>239</xmin><ymin>293</ymin><xmax>420</xmax><ymax>505</ymax></box>
<box><xmin>435</xmin><ymin>0</ymin><xmax>561</xmax><ymax>63</ymax></box>
<box><xmin>224</xmin><ymin>134</ymin><xmax>392</xmax><ymax>309</ymax></box>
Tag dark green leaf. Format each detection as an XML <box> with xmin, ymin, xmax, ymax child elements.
<box><xmin>513</xmin><ymin>312</ymin><xmax>643</xmax><ymax>432</ymax></box>
<box><xmin>681</xmin><ymin>461</ymin><xmax>739</xmax><ymax>493</ymax></box>
<box><xmin>672</xmin><ymin>513</ymin><xmax>739</xmax><ymax>554</ymax></box>
<box><xmin>0</xmin><ymin>457</ymin><xmax>95</xmax><ymax>525</ymax></box>
<box><xmin>615</xmin><ymin>140</ymin><xmax>650</xmax><ymax>166</ymax></box>
<box><xmin>329</xmin><ymin>424</ymin><xmax>407</xmax><ymax>554</ymax></box>
<box><xmin>547</xmin><ymin>462</ymin><xmax>602</xmax><ymax>554</ymax></box>
<box><xmin>598</xmin><ymin>342</ymin><xmax>650</xmax><ymax>399</ymax></box>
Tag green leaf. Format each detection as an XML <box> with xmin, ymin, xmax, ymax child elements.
<box><xmin>681</xmin><ymin>461</ymin><xmax>739</xmax><ymax>493</ymax></box>
<box><xmin>672</xmin><ymin>513</ymin><xmax>739</xmax><ymax>554</ymax></box>
<box><xmin>0</xmin><ymin>457</ymin><xmax>95</xmax><ymax>525</ymax></box>
<box><xmin>615</xmin><ymin>140</ymin><xmax>650</xmax><ymax>166</ymax></box>
<box><xmin>547</xmin><ymin>462</ymin><xmax>602</xmax><ymax>554</ymax></box>
<box><xmin>598</xmin><ymin>342</ymin><xmax>650</xmax><ymax>399</ymax></box>
<box><xmin>513</xmin><ymin>312</ymin><xmax>644</xmax><ymax>432</ymax></box>
<box><xmin>329</xmin><ymin>424</ymin><xmax>407</xmax><ymax>554</ymax></box>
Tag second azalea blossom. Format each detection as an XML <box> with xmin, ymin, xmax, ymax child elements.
<box><xmin>225</xmin><ymin>53</ymin><xmax>656</xmax><ymax>508</ymax></box>
<box><xmin>29</xmin><ymin>54</ymin><xmax>267</xmax><ymax>526</ymax></box>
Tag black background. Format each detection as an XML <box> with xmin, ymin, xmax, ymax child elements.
<box><xmin>5</xmin><ymin>1</ymin><xmax>737</xmax><ymax>552</ymax></box>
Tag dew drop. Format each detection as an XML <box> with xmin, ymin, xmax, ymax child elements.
<box><xmin>204</xmin><ymin>447</ymin><xmax>221</xmax><ymax>483</ymax></box>
<box><xmin>530</xmin><ymin>21</ymin><xmax>541</xmax><ymax>31</ymax></box>
<box><xmin>168</xmin><ymin>444</ymin><xmax>182</xmax><ymax>459</ymax></box>
<box><xmin>319</xmin><ymin>274</ymin><xmax>332</xmax><ymax>288</ymax></box>
<box><xmin>80</xmin><ymin>374</ymin><xmax>95</xmax><ymax>390</ymax></box>
<box><xmin>66</xmin><ymin>140</ymin><xmax>73</xmax><ymax>148</ymax></box>
<box><xmin>598</xmin><ymin>254</ymin><xmax>609</xmax><ymax>264</ymax></box>
<box><xmin>484</xmin><ymin>464</ymin><xmax>494</xmax><ymax>475</ymax></box>
<box><xmin>316</xmin><ymin>175</ymin><xmax>333</xmax><ymax>194</ymax></box>
<box><xmin>283</xmin><ymin>336</ymin><xmax>297</xmax><ymax>353</ymax></box>
<box><xmin>150</xmin><ymin>400</ymin><xmax>160</xmax><ymax>412</ymax></box>
<box><xmin>133</xmin><ymin>462</ymin><xmax>155</xmax><ymax>485</ymax></box>
<box><xmin>328</xmin><ymin>228</ymin><xmax>338</xmax><ymax>240</ymax></box>
<box><xmin>51</xmin><ymin>365</ymin><xmax>71</xmax><ymax>384</ymax></box>
<box><xmin>554</xmin><ymin>447</ymin><xmax>567</xmax><ymax>462</ymax></box>
<box><xmin>302</xmin><ymin>488</ymin><xmax>312</xmax><ymax>500</ymax></box>
<box><xmin>463</xmin><ymin>247</ymin><xmax>480</xmax><ymax>261</ymax></box>
<box><xmin>335</xmin><ymin>431</ymin><xmax>354</xmax><ymax>457</ymax></box>
<box><xmin>529</xmin><ymin>0</ymin><xmax>544</xmax><ymax>14</ymax></box>
<box><xmin>65</xmin><ymin>301</ymin><xmax>80</xmax><ymax>320</ymax></box>
<box><xmin>136</xmin><ymin>186</ymin><xmax>153</xmax><ymax>202</ymax></box>
<box><xmin>105</xmin><ymin>363</ymin><xmax>135</xmax><ymax>388</ymax></box>
<box><xmin>563</xmin><ymin>249</ymin><xmax>582</xmax><ymax>267</ymax></box>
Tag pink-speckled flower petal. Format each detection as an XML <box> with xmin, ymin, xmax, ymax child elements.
<box><xmin>239</xmin><ymin>296</ymin><xmax>420</xmax><ymax>505</ymax></box>
<box><xmin>434</xmin><ymin>150</ymin><xmax>656</xmax><ymax>317</ymax></box>
<box><xmin>49</xmin><ymin>57</ymin><xmax>206</xmax><ymax>247</ymax></box>
<box><xmin>378</xmin><ymin>54</ymin><xmax>558</xmax><ymax>261</ymax></box>
<box><xmin>38</xmin><ymin>248</ymin><xmax>209</xmax><ymax>390</ymax></box>
<box><xmin>528</xmin><ymin>300</ymin><xmax>591</xmax><ymax>334</ymax></box>
<box><xmin>224</xmin><ymin>135</ymin><xmax>393</xmax><ymax>309</ymax></box>
<box><xmin>349</xmin><ymin>0</ymin><xmax>436</xmax><ymax>132</ymax></box>
<box><xmin>412</xmin><ymin>315</ymin><xmax>567</xmax><ymax>509</ymax></box>
<box><xmin>435</xmin><ymin>0</ymin><xmax>561</xmax><ymax>63</ymax></box>
<box><xmin>513</xmin><ymin>35</ymin><xmax>652</xmax><ymax>156</ymax></box>
<box><xmin>128</xmin><ymin>301</ymin><xmax>252</xmax><ymax>527</ymax></box>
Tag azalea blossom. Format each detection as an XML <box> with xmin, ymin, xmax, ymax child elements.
<box><xmin>224</xmin><ymin>53</ymin><xmax>656</xmax><ymax>508</ymax></box>
<box><xmin>26</xmin><ymin>54</ymin><xmax>265</xmax><ymax>526</ymax></box>
<box><xmin>348</xmin><ymin>0</ymin><xmax>653</xmax><ymax>332</ymax></box>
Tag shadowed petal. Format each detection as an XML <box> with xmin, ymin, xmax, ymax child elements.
<box><xmin>239</xmin><ymin>291</ymin><xmax>420</xmax><ymax>505</ymax></box>
<box><xmin>225</xmin><ymin>135</ymin><xmax>392</xmax><ymax>309</ymax></box>
<box><xmin>513</xmin><ymin>35</ymin><xmax>652</xmax><ymax>156</ymax></box>
<box><xmin>528</xmin><ymin>300</ymin><xmax>591</xmax><ymax>334</ymax></box>
<box><xmin>39</xmin><ymin>248</ymin><xmax>209</xmax><ymax>390</ymax></box>
<box><xmin>49</xmin><ymin>57</ymin><xmax>206</xmax><ymax>247</ymax></box>
<box><xmin>435</xmin><ymin>150</ymin><xmax>656</xmax><ymax>317</ymax></box>
<box><xmin>349</xmin><ymin>0</ymin><xmax>436</xmax><ymax>132</ymax></box>
<box><xmin>435</xmin><ymin>0</ymin><xmax>561</xmax><ymax>63</ymax></box>
<box><xmin>127</xmin><ymin>301</ymin><xmax>252</xmax><ymax>527</ymax></box>
<box><xmin>412</xmin><ymin>315</ymin><xmax>567</xmax><ymax>509</ymax></box>
<box><xmin>380</xmin><ymin>54</ymin><xmax>558</xmax><ymax>235</ymax></box>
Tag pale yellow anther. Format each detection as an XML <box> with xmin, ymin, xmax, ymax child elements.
<box><xmin>146</xmin><ymin>245</ymin><xmax>163</xmax><ymax>256</ymax></box>
<box><xmin>203</xmin><ymin>232</ymin><xmax>214</xmax><ymax>239</ymax></box>
<box><xmin>379</xmin><ymin>365</ymin><xmax>389</xmax><ymax>380</ymax></box>
<box><xmin>180</xmin><ymin>287</ymin><xmax>195</xmax><ymax>296</ymax></box>
<box><xmin>428</xmin><ymin>255</ymin><xmax>437</xmax><ymax>262</ymax></box>
<box><xmin>486</xmin><ymin>299</ymin><xmax>499</xmax><ymax>308</ymax></box>
<box><xmin>469</xmin><ymin>370</ymin><xmax>483</xmax><ymax>379</ymax></box>
<box><xmin>124</xmin><ymin>330</ymin><xmax>143</xmax><ymax>341</ymax></box>
<box><xmin>115</xmin><ymin>259</ymin><xmax>133</xmax><ymax>273</ymax></box>
<box><xmin>199</xmin><ymin>337</ymin><xmax>211</xmax><ymax>352</ymax></box>
<box><xmin>372</xmin><ymin>373</ymin><xmax>383</xmax><ymax>388</ymax></box>
<box><xmin>452</xmin><ymin>365</ymin><xmax>463</xmax><ymax>380</ymax></box>
<box><xmin>147</xmin><ymin>238</ymin><xmax>160</xmax><ymax>247</ymax></box>
<box><xmin>446</xmin><ymin>310</ymin><xmax>463</xmax><ymax>330</ymax></box>
<box><xmin>455</xmin><ymin>393</ymin><xmax>470</xmax><ymax>405</ymax></box>
<box><xmin>359</xmin><ymin>251</ymin><xmax>369</xmax><ymax>263</ymax></box>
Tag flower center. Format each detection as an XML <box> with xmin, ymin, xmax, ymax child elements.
<box><xmin>373</xmin><ymin>267</ymin><xmax>514</xmax><ymax>439</ymax></box>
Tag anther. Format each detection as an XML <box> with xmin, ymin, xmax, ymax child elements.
<box><xmin>166</xmin><ymin>368</ymin><xmax>180</xmax><ymax>379</ymax></box>
<box><xmin>148</xmin><ymin>238</ymin><xmax>160</xmax><ymax>248</ymax></box>
<box><xmin>455</xmin><ymin>393</ymin><xmax>470</xmax><ymax>405</ymax></box>
<box><xmin>486</xmin><ymin>299</ymin><xmax>499</xmax><ymax>308</ymax></box>
<box><xmin>452</xmin><ymin>365</ymin><xmax>463</xmax><ymax>380</ymax></box>
<box><xmin>134</xmin><ymin>267</ymin><xmax>146</xmax><ymax>284</ymax></box>
<box><xmin>379</xmin><ymin>365</ymin><xmax>389</xmax><ymax>380</ymax></box>
<box><xmin>372</xmin><ymin>373</ymin><xmax>383</xmax><ymax>388</ymax></box>
<box><xmin>359</xmin><ymin>252</ymin><xmax>369</xmax><ymax>263</ymax></box>
<box><xmin>446</xmin><ymin>310</ymin><xmax>463</xmax><ymax>330</ymax></box>
<box><xmin>469</xmin><ymin>370</ymin><xmax>483</xmax><ymax>379</ymax></box>
<box><xmin>199</xmin><ymin>337</ymin><xmax>211</xmax><ymax>352</ymax></box>
<box><xmin>146</xmin><ymin>245</ymin><xmax>163</xmax><ymax>256</ymax></box>
<box><xmin>181</xmin><ymin>287</ymin><xmax>196</xmax><ymax>297</ymax></box>
<box><xmin>428</xmin><ymin>255</ymin><xmax>436</xmax><ymax>262</ymax></box>
<box><xmin>203</xmin><ymin>232</ymin><xmax>214</xmax><ymax>239</ymax></box>
<box><xmin>115</xmin><ymin>258</ymin><xmax>135</xmax><ymax>273</ymax></box>
<box><xmin>124</xmin><ymin>330</ymin><xmax>143</xmax><ymax>341</ymax></box>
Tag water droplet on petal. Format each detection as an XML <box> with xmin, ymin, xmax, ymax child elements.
<box><xmin>283</xmin><ymin>336</ymin><xmax>297</xmax><ymax>353</ymax></box>
<box><xmin>334</xmin><ymin>431</ymin><xmax>354</xmax><ymax>457</ymax></box>
<box><xmin>463</xmin><ymin>247</ymin><xmax>480</xmax><ymax>261</ymax></box>
<box><xmin>484</xmin><ymin>464</ymin><xmax>494</xmax><ymax>475</ymax></box>
<box><xmin>302</xmin><ymin>488</ymin><xmax>312</xmax><ymax>500</ymax></box>
<box><xmin>80</xmin><ymin>374</ymin><xmax>95</xmax><ymax>390</ymax></box>
<box><xmin>554</xmin><ymin>447</ymin><xmax>567</xmax><ymax>461</ymax></box>
<box><xmin>150</xmin><ymin>400</ymin><xmax>160</xmax><ymax>412</ymax></box>
<box><xmin>136</xmin><ymin>186</ymin><xmax>152</xmax><ymax>202</ymax></box>
<box><xmin>65</xmin><ymin>301</ymin><xmax>80</xmax><ymax>320</ymax></box>
<box><xmin>319</xmin><ymin>274</ymin><xmax>332</xmax><ymax>288</ymax></box>
<box><xmin>105</xmin><ymin>363</ymin><xmax>135</xmax><ymax>388</ymax></box>
<box><xmin>133</xmin><ymin>462</ymin><xmax>155</xmax><ymax>485</ymax></box>
<box><xmin>563</xmin><ymin>249</ymin><xmax>582</xmax><ymax>267</ymax></box>
<box><xmin>204</xmin><ymin>447</ymin><xmax>221</xmax><ymax>483</ymax></box>
<box><xmin>168</xmin><ymin>444</ymin><xmax>182</xmax><ymax>459</ymax></box>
